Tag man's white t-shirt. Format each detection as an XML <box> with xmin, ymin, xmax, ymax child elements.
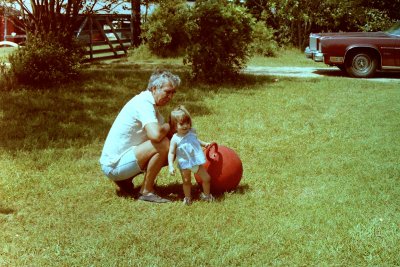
<box><xmin>99</xmin><ymin>90</ymin><xmax>164</xmax><ymax>167</ymax></box>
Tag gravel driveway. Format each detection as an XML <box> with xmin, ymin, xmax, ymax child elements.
<box><xmin>243</xmin><ymin>66</ymin><xmax>400</xmax><ymax>83</ymax></box>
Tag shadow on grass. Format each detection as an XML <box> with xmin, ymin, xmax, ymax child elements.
<box><xmin>155</xmin><ymin>182</ymin><xmax>251</xmax><ymax>202</ymax></box>
<box><xmin>0</xmin><ymin>88</ymin><xmax>115</xmax><ymax>151</ymax></box>
<box><xmin>0</xmin><ymin>66</ymin><xmax>273</xmax><ymax>152</ymax></box>
<box><xmin>313</xmin><ymin>68</ymin><xmax>347</xmax><ymax>77</ymax></box>
<box><xmin>0</xmin><ymin>206</ymin><xmax>15</xmax><ymax>215</ymax></box>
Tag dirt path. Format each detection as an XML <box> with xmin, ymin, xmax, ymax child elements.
<box><xmin>73</xmin><ymin>59</ymin><xmax>400</xmax><ymax>83</ymax></box>
<box><xmin>243</xmin><ymin>66</ymin><xmax>400</xmax><ymax>83</ymax></box>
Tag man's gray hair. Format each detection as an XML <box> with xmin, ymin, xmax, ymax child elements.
<box><xmin>147</xmin><ymin>70</ymin><xmax>181</xmax><ymax>91</ymax></box>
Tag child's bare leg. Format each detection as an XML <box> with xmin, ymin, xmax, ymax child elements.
<box><xmin>180</xmin><ymin>169</ymin><xmax>192</xmax><ymax>199</ymax></box>
<box><xmin>197</xmin><ymin>165</ymin><xmax>211</xmax><ymax>195</ymax></box>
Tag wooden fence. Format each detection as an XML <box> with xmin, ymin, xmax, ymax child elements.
<box><xmin>75</xmin><ymin>14</ymin><xmax>132</xmax><ymax>62</ymax></box>
<box><xmin>1</xmin><ymin>13</ymin><xmax>132</xmax><ymax>61</ymax></box>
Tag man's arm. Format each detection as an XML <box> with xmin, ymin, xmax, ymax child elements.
<box><xmin>144</xmin><ymin>122</ymin><xmax>170</xmax><ymax>143</ymax></box>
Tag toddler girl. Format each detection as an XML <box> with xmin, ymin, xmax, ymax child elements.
<box><xmin>168</xmin><ymin>105</ymin><xmax>215</xmax><ymax>205</ymax></box>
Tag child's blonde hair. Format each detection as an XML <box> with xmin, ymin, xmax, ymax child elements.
<box><xmin>169</xmin><ymin>105</ymin><xmax>192</xmax><ymax>133</ymax></box>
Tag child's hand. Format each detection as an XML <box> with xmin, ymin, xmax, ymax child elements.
<box><xmin>169</xmin><ymin>166</ymin><xmax>175</xmax><ymax>176</ymax></box>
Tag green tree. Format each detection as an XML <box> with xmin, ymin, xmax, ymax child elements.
<box><xmin>245</xmin><ymin>0</ymin><xmax>399</xmax><ymax>49</ymax></box>
<box><xmin>185</xmin><ymin>0</ymin><xmax>254</xmax><ymax>82</ymax></box>
<box><xmin>10</xmin><ymin>0</ymin><xmax>83</xmax><ymax>45</ymax></box>
<box><xmin>359</xmin><ymin>0</ymin><xmax>400</xmax><ymax>21</ymax></box>
<box><xmin>2</xmin><ymin>0</ymin><xmax>118</xmax><ymax>86</ymax></box>
<box><xmin>2</xmin><ymin>0</ymin><xmax>87</xmax><ymax>86</ymax></box>
<box><xmin>250</xmin><ymin>20</ymin><xmax>277</xmax><ymax>57</ymax></box>
<box><xmin>245</xmin><ymin>0</ymin><xmax>324</xmax><ymax>48</ymax></box>
<box><xmin>142</xmin><ymin>0</ymin><xmax>190</xmax><ymax>57</ymax></box>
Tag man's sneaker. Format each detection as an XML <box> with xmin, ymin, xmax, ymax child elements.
<box><xmin>200</xmin><ymin>193</ymin><xmax>215</xmax><ymax>202</ymax></box>
<box><xmin>138</xmin><ymin>192</ymin><xmax>171</xmax><ymax>203</ymax></box>
<box><xmin>183</xmin><ymin>197</ymin><xmax>192</xmax><ymax>206</ymax></box>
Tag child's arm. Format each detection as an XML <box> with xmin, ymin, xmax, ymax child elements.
<box><xmin>192</xmin><ymin>129</ymin><xmax>211</xmax><ymax>148</ymax></box>
<box><xmin>198</xmin><ymin>138</ymin><xmax>211</xmax><ymax>148</ymax></box>
<box><xmin>168</xmin><ymin>138</ymin><xmax>177</xmax><ymax>175</ymax></box>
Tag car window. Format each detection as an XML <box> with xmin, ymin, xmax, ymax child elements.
<box><xmin>386</xmin><ymin>21</ymin><xmax>400</xmax><ymax>36</ymax></box>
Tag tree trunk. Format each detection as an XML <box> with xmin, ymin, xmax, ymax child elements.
<box><xmin>131</xmin><ymin>0</ymin><xmax>141</xmax><ymax>47</ymax></box>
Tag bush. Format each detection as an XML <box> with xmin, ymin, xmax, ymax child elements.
<box><xmin>184</xmin><ymin>0</ymin><xmax>254</xmax><ymax>82</ymax></box>
<box><xmin>142</xmin><ymin>0</ymin><xmax>190</xmax><ymax>57</ymax></box>
<box><xmin>0</xmin><ymin>61</ymin><xmax>7</xmax><ymax>76</ymax></box>
<box><xmin>358</xmin><ymin>9</ymin><xmax>396</xmax><ymax>32</ymax></box>
<box><xmin>250</xmin><ymin>21</ymin><xmax>278</xmax><ymax>57</ymax></box>
<box><xmin>8</xmin><ymin>33</ymin><xmax>84</xmax><ymax>87</ymax></box>
<box><xmin>128</xmin><ymin>44</ymin><xmax>155</xmax><ymax>60</ymax></box>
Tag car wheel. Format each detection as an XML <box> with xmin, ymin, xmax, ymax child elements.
<box><xmin>345</xmin><ymin>51</ymin><xmax>377</xmax><ymax>78</ymax></box>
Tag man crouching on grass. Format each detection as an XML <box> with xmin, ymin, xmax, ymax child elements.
<box><xmin>99</xmin><ymin>70</ymin><xmax>181</xmax><ymax>203</ymax></box>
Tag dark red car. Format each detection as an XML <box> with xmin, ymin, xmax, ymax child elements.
<box><xmin>305</xmin><ymin>22</ymin><xmax>400</xmax><ymax>78</ymax></box>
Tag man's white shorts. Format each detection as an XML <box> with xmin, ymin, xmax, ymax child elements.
<box><xmin>101</xmin><ymin>148</ymin><xmax>143</xmax><ymax>181</ymax></box>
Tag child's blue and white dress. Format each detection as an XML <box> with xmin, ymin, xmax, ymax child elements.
<box><xmin>172</xmin><ymin>129</ymin><xmax>206</xmax><ymax>172</ymax></box>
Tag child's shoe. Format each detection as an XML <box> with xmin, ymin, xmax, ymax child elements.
<box><xmin>183</xmin><ymin>197</ymin><xmax>192</xmax><ymax>206</ymax></box>
<box><xmin>200</xmin><ymin>193</ymin><xmax>215</xmax><ymax>202</ymax></box>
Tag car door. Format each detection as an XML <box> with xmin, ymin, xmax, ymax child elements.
<box><xmin>380</xmin><ymin>37</ymin><xmax>399</xmax><ymax>67</ymax></box>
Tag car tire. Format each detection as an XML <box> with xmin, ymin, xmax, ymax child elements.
<box><xmin>345</xmin><ymin>51</ymin><xmax>377</xmax><ymax>78</ymax></box>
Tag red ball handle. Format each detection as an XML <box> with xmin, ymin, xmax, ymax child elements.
<box><xmin>206</xmin><ymin>142</ymin><xmax>219</xmax><ymax>161</ymax></box>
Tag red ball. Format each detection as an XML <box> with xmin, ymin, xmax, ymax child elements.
<box><xmin>195</xmin><ymin>143</ymin><xmax>243</xmax><ymax>193</ymax></box>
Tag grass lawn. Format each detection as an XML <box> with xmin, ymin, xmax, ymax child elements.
<box><xmin>1</xmin><ymin>50</ymin><xmax>399</xmax><ymax>266</ymax></box>
<box><xmin>248</xmin><ymin>47</ymin><xmax>323</xmax><ymax>67</ymax></box>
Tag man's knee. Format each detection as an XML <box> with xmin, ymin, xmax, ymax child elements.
<box><xmin>135</xmin><ymin>138</ymin><xmax>169</xmax><ymax>169</ymax></box>
<box><xmin>154</xmin><ymin>137</ymin><xmax>169</xmax><ymax>155</ymax></box>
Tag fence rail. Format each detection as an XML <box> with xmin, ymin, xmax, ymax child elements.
<box><xmin>1</xmin><ymin>14</ymin><xmax>133</xmax><ymax>62</ymax></box>
<box><xmin>76</xmin><ymin>15</ymin><xmax>132</xmax><ymax>62</ymax></box>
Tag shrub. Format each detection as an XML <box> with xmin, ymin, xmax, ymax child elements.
<box><xmin>358</xmin><ymin>9</ymin><xmax>396</xmax><ymax>32</ymax></box>
<box><xmin>0</xmin><ymin>61</ymin><xmax>7</xmax><ymax>76</ymax></box>
<box><xmin>250</xmin><ymin>21</ymin><xmax>278</xmax><ymax>57</ymax></box>
<box><xmin>184</xmin><ymin>0</ymin><xmax>254</xmax><ymax>83</ymax></box>
<box><xmin>8</xmin><ymin>33</ymin><xmax>84</xmax><ymax>87</ymax></box>
<box><xmin>142</xmin><ymin>0</ymin><xmax>190</xmax><ymax>57</ymax></box>
<box><xmin>128</xmin><ymin>44</ymin><xmax>155</xmax><ymax>60</ymax></box>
